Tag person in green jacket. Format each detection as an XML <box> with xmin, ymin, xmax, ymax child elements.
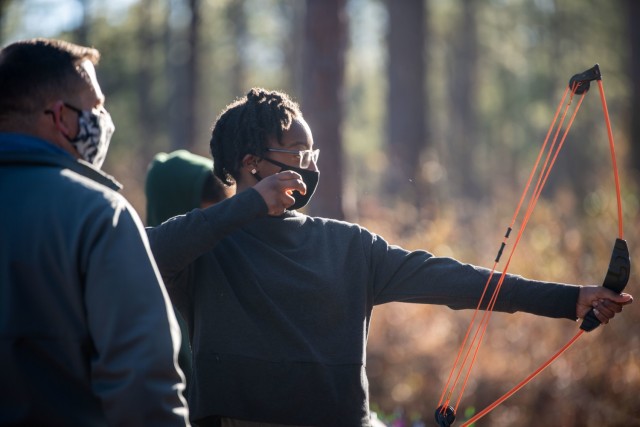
<box><xmin>146</xmin><ymin>149</ymin><xmax>232</xmax><ymax>227</ymax></box>
<box><xmin>145</xmin><ymin>149</ymin><xmax>232</xmax><ymax>396</ymax></box>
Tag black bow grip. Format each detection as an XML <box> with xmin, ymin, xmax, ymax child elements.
<box><xmin>580</xmin><ymin>238</ymin><xmax>630</xmax><ymax>332</ymax></box>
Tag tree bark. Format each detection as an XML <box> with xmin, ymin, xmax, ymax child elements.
<box><xmin>302</xmin><ymin>0</ymin><xmax>347</xmax><ymax>219</ymax></box>
<box><xmin>448</xmin><ymin>0</ymin><xmax>479</xmax><ymax>199</ymax></box>
<box><xmin>226</xmin><ymin>0</ymin><xmax>247</xmax><ymax>98</ymax></box>
<box><xmin>135</xmin><ymin>0</ymin><xmax>158</xmax><ymax>161</ymax></box>
<box><xmin>168</xmin><ymin>0</ymin><xmax>200</xmax><ymax>151</ymax></box>
<box><xmin>385</xmin><ymin>0</ymin><xmax>427</xmax><ymax>207</ymax></box>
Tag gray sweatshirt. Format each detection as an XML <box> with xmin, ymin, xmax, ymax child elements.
<box><xmin>0</xmin><ymin>133</ymin><xmax>189</xmax><ymax>427</ymax></box>
<box><xmin>147</xmin><ymin>188</ymin><xmax>579</xmax><ymax>427</ymax></box>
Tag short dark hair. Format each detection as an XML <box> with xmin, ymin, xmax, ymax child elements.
<box><xmin>209</xmin><ymin>88</ymin><xmax>302</xmax><ymax>186</ymax></box>
<box><xmin>0</xmin><ymin>38</ymin><xmax>100</xmax><ymax>122</ymax></box>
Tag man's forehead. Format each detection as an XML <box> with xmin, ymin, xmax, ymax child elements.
<box><xmin>79</xmin><ymin>59</ymin><xmax>105</xmax><ymax>103</ymax></box>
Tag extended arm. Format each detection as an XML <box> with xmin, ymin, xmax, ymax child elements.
<box><xmin>367</xmin><ymin>235</ymin><xmax>580</xmax><ymax>320</ymax></box>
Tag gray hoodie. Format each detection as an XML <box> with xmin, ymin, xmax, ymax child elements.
<box><xmin>0</xmin><ymin>133</ymin><xmax>189</xmax><ymax>427</ymax></box>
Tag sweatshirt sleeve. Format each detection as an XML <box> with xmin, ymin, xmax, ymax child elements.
<box><xmin>367</xmin><ymin>232</ymin><xmax>580</xmax><ymax>320</ymax></box>
<box><xmin>147</xmin><ymin>188</ymin><xmax>268</xmax><ymax>280</ymax></box>
<box><xmin>83</xmin><ymin>193</ymin><xmax>189</xmax><ymax>426</ymax></box>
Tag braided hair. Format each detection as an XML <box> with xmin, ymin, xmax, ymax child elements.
<box><xmin>210</xmin><ymin>88</ymin><xmax>302</xmax><ymax>186</ymax></box>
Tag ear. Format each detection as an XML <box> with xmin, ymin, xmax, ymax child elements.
<box><xmin>237</xmin><ymin>153</ymin><xmax>264</xmax><ymax>189</ymax></box>
<box><xmin>241</xmin><ymin>153</ymin><xmax>261</xmax><ymax>173</ymax></box>
<box><xmin>47</xmin><ymin>100</ymin><xmax>75</xmax><ymax>138</ymax></box>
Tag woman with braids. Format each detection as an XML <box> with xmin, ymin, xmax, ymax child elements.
<box><xmin>146</xmin><ymin>88</ymin><xmax>632</xmax><ymax>427</ymax></box>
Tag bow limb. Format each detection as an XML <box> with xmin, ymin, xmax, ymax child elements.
<box><xmin>579</xmin><ymin>68</ymin><xmax>630</xmax><ymax>332</ymax></box>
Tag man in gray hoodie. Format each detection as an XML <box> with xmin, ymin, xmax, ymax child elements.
<box><xmin>0</xmin><ymin>38</ymin><xmax>189</xmax><ymax>426</ymax></box>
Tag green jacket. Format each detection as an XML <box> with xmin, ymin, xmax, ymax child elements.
<box><xmin>145</xmin><ymin>149</ymin><xmax>215</xmax><ymax>227</ymax></box>
<box><xmin>145</xmin><ymin>149</ymin><xmax>218</xmax><ymax>398</ymax></box>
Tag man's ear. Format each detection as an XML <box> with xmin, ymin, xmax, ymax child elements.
<box><xmin>47</xmin><ymin>100</ymin><xmax>74</xmax><ymax>138</ymax></box>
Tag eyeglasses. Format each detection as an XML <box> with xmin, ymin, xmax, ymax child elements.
<box><xmin>266</xmin><ymin>148</ymin><xmax>320</xmax><ymax>169</ymax></box>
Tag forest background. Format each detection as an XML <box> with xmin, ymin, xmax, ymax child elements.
<box><xmin>2</xmin><ymin>0</ymin><xmax>639</xmax><ymax>426</ymax></box>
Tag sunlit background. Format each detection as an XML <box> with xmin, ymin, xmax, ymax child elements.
<box><xmin>2</xmin><ymin>1</ymin><xmax>639</xmax><ymax>425</ymax></box>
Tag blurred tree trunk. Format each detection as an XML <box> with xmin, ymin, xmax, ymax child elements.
<box><xmin>169</xmin><ymin>0</ymin><xmax>200</xmax><ymax>151</ymax></box>
<box><xmin>628</xmin><ymin>0</ymin><xmax>640</xmax><ymax>183</ymax></box>
<box><xmin>448</xmin><ymin>0</ymin><xmax>479</xmax><ymax>199</ymax></box>
<box><xmin>226</xmin><ymin>0</ymin><xmax>247</xmax><ymax>98</ymax></box>
<box><xmin>135</xmin><ymin>0</ymin><xmax>160</xmax><ymax>161</ymax></box>
<box><xmin>545</xmin><ymin>3</ymin><xmax>591</xmax><ymax>200</ymax></box>
<box><xmin>302</xmin><ymin>0</ymin><xmax>347</xmax><ymax>220</ymax></box>
<box><xmin>73</xmin><ymin>0</ymin><xmax>90</xmax><ymax>45</ymax></box>
<box><xmin>385</xmin><ymin>0</ymin><xmax>427</xmax><ymax>208</ymax></box>
<box><xmin>184</xmin><ymin>0</ymin><xmax>200</xmax><ymax>151</ymax></box>
<box><xmin>0</xmin><ymin>0</ymin><xmax>10</xmax><ymax>42</ymax></box>
<box><xmin>280</xmin><ymin>0</ymin><xmax>305</xmax><ymax>98</ymax></box>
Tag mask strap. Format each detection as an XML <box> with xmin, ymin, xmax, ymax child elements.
<box><xmin>260</xmin><ymin>156</ymin><xmax>292</xmax><ymax>170</ymax></box>
<box><xmin>43</xmin><ymin>102</ymin><xmax>76</xmax><ymax>142</ymax></box>
<box><xmin>251</xmin><ymin>155</ymin><xmax>290</xmax><ymax>181</ymax></box>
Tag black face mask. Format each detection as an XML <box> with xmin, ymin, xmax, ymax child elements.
<box><xmin>254</xmin><ymin>157</ymin><xmax>320</xmax><ymax>210</ymax></box>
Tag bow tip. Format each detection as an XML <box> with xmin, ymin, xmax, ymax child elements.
<box><xmin>434</xmin><ymin>405</ymin><xmax>456</xmax><ymax>427</ymax></box>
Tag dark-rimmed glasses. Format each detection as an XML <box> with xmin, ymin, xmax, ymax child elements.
<box><xmin>266</xmin><ymin>148</ymin><xmax>320</xmax><ymax>169</ymax></box>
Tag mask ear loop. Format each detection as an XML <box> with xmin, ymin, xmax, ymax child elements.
<box><xmin>44</xmin><ymin>101</ymin><xmax>76</xmax><ymax>141</ymax></box>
